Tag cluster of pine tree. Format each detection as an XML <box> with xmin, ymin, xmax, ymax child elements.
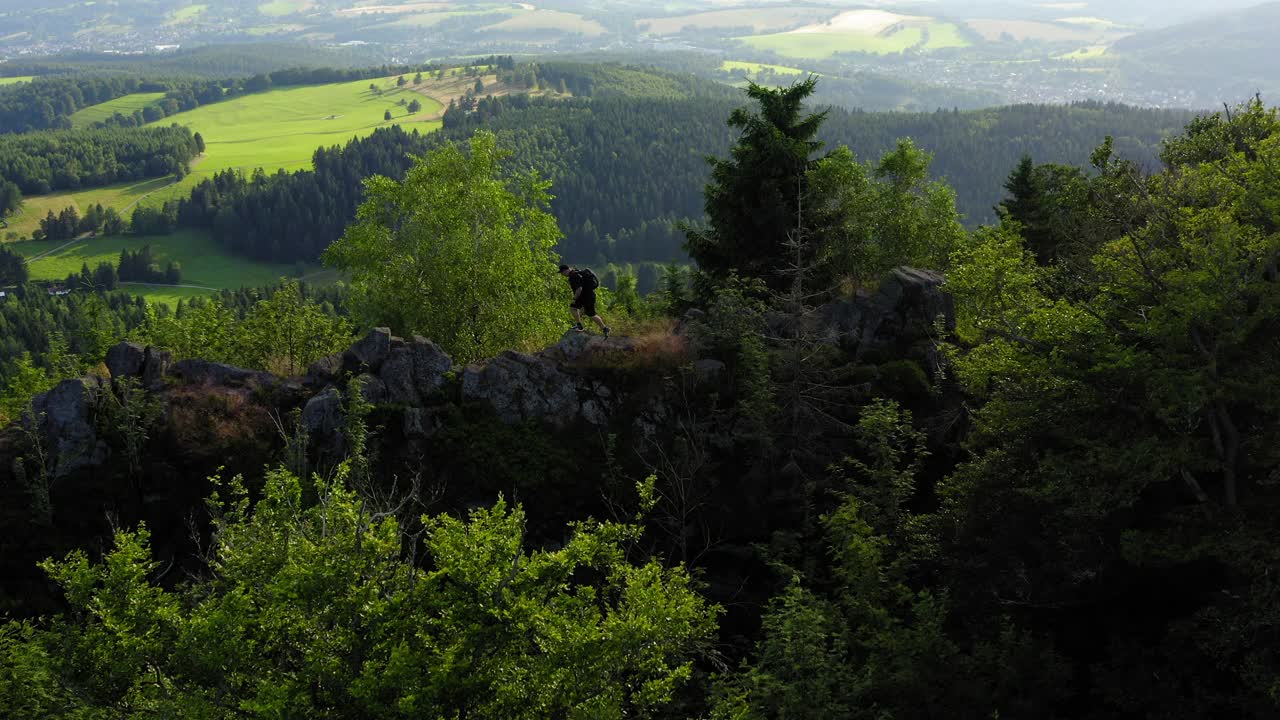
<box><xmin>115</xmin><ymin>245</ymin><xmax>180</xmax><ymax>285</ymax></box>
<box><xmin>0</xmin><ymin>124</ymin><xmax>199</xmax><ymax>194</ymax></box>
<box><xmin>33</xmin><ymin>202</ymin><xmax>124</xmax><ymax>242</ymax></box>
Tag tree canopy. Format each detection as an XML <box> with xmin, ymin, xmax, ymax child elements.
<box><xmin>323</xmin><ymin>130</ymin><xmax>564</xmax><ymax>362</ymax></box>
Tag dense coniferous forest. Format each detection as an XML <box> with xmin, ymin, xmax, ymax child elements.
<box><xmin>0</xmin><ymin>125</ymin><xmax>199</xmax><ymax>193</ymax></box>
<box><xmin>161</xmin><ymin>89</ymin><xmax>1194</xmax><ymax>267</ymax></box>
<box><xmin>0</xmin><ymin>76</ymin><xmax>146</xmax><ymax>134</ymax></box>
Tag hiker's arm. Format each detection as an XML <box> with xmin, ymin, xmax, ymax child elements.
<box><xmin>573</xmin><ymin>286</ymin><xmax>582</xmax><ymax>300</ymax></box>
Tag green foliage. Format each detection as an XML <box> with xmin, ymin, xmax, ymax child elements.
<box><xmin>140</xmin><ymin>279</ymin><xmax>351</xmax><ymax>373</ymax></box>
<box><xmin>324</xmin><ymin>131</ymin><xmax>563</xmax><ymax>363</ymax></box>
<box><xmin>686</xmin><ymin>77</ymin><xmax>827</xmax><ymax>288</ymax></box>
<box><xmin>1</xmin><ymin>462</ymin><xmax>717</xmax><ymax>718</ymax></box>
<box><xmin>943</xmin><ymin>98</ymin><xmax>1280</xmax><ymax>712</ymax></box>
<box><xmin>812</xmin><ymin>140</ymin><xmax>965</xmax><ymax>287</ymax></box>
<box><xmin>0</xmin><ymin>353</ymin><xmax>57</xmax><ymax>428</ymax></box>
<box><xmin>236</xmin><ymin>280</ymin><xmax>352</xmax><ymax>375</ymax></box>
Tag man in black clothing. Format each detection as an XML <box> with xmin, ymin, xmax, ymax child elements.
<box><xmin>559</xmin><ymin>264</ymin><xmax>610</xmax><ymax>337</ymax></box>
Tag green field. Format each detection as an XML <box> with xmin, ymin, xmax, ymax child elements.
<box><xmin>2</xmin><ymin>176</ymin><xmax>175</xmax><ymax>240</ymax></box>
<box><xmin>0</xmin><ymin>76</ymin><xmax>34</xmax><ymax>86</ymax></box>
<box><xmin>140</xmin><ymin>75</ymin><xmax>442</xmax><ymax>207</ymax></box>
<box><xmin>740</xmin><ymin>28</ymin><xmax>924</xmax><ymax>58</ymax></box>
<box><xmin>69</xmin><ymin>92</ymin><xmax>166</xmax><ymax>128</ymax></box>
<box><xmin>922</xmin><ymin>23</ymin><xmax>971</xmax><ymax>50</ymax></box>
<box><xmin>9</xmin><ymin>75</ymin><xmax>445</xmax><ymax>303</ymax></box>
<box><xmin>720</xmin><ymin>60</ymin><xmax>809</xmax><ymax>76</ymax></box>
<box><xmin>738</xmin><ymin>19</ymin><xmax>970</xmax><ymax>59</ymax></box>
<box><xmin>15</xmin><ymin>229</ymin><xmax>308</xmax><ymax>302</ymax></box>
<box><xmin>481</xmin><ymin>9</ymin><xmax>607</xmax><ymax>36</ymax></box>
<box><xmin>258</xmin><ymin>0</ymin><xmax>311</xmax><ymax>17</ymax></box>
<box><xmin>1058</xmin><ymin>45</ymin><xmax>1109</xmax><ymax>60</ymax></box>
<box><xmin>169</xmin><ymin>4</ymin><xmax>208</xmax><ymax>22</ymax></box>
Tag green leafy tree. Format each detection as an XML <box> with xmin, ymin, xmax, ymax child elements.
<box><xmin>383</xmin><ymin>109</ymin><xmax>392</xmax><ymax>122</ymax></box>
<box><xmin>324</xmin><ymin>131</ymin><xmax>564</xmax><ymax>363</ymax></box>
<box><xmin>942</xmin><ymin>99</ymin><xmax>1280</xmax><ymax>714</ymax></box>
<box><xmin>810</xmin><ymin>141</ymin><xmax>964</xmax><ymax>288</ymax></box>
<box><xmin>3</xmin><ymin>463</ymin><xmax>717</xmax><ymax>718</ymax></box>
<box><xmin>407</xmin><ymin>98</ymin><xmax>422</xmax><ymax>114</ymax></box>
<box><xmin>237</xmin><ymin>280</ymin><xmax>352</xmax><ymax>375</ymax></box>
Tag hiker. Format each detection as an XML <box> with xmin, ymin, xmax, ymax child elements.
<box><xmin>559</xmin><ymin>264</ymin><xmax>610</xmax><ymax>338</ymax></box>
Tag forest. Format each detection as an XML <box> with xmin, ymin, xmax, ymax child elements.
<box><xmin>0</xmin><ymin>124</ymin><xmax>199</xmax><ymax>193</ymax></box>
<box><xmin>152</xmin><ymin>88</ymin><xmax>1193</xmax><ymax>269</ymax></box>
<box><xmin>0</xmin><ymin>67</ymin><xmax>1277</xmax><ymax>718</ymax></box>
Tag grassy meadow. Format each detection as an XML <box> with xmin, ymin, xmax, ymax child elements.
<box><xmin>2</xmin><ymin>176</ymin><xmax>175</xmax><ymax>240</ymax></box>
<box><xmin>68</xmin><ymin>92</ymin><xmax>167</xmax><ymax>128</ymax></box>
<box><xmin>737</xmin><ymin>9</ymin><xmax>971</xmax><ymax>59</ymax></box>
<box><xmin>720</xmin><ymin>60</ymin><xmax>809</xmax><ymax>76</ymax></box>
<box><xmin>10</xmin><ymin>74</ymin><xmax>449</xmax><ymax>226</ymax></box>
<box><xmin>0</xmin><ymin>77</ymin><xmax>34</xmax><ymax>86</ymax></box>
<box><xmin>14</xmin><ymin>229</ymin><xmax>309</xmax><ymax>306</ymax></box>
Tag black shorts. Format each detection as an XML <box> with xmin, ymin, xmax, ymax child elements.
<box><xmin>572</xmin><ymin>292</ymin><xmax>597</xmax><ymax>316</ymax></box>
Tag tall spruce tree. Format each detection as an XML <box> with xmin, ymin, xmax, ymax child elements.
<box><xmin>685</xmin><ymin>77</ymin><xmax>828</xmax><ymax>288</ymax></box>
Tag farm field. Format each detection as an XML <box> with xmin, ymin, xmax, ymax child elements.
<box><xmin>480</xmin><ymin>9</ymin><xmax>606</xmax><ymax>36</ymax></box>
<box><xmin>115</xmin><ymin>74</ymin><xmax>444</xmax><ymax>210</ymax></box>
<box><xmin>2</xmin><ymin>176</ymin><xmax>174</xmax><ymax>240</ymax></box>
<box><xmin>737</xmin><ymin>10</ymin><xmax>970</xmax><ymax>59</ymax></box>
<box><xmin>0</xmin><ymin>77</ymin><xmax>33</xmax><ymax>86</ymax></box>
<box><xmin>740</xmin><ymin>28</ymin><xmax>925</xmax><ymax>59</ymax></box>
<box><xmin>68</xmin><ymin>92</ymin><xmax>166</xmax><ymax>128</ymax></box>
<box><xmin>641</xmin><ymin>6</ymin><xmax>833</xmax><ymax>35</ymax></box>
<box><xmin>168</xmin><ymin>4</ymin><xmax>208</xmax><ymax>23</ymax></box>
<box><xmin>14</xmin><ymin>229</ymin><xmax>309</xmax><ymax>305</ymax></box>
<box><xmin>966</xmin><ymin>18</ymin><xmax>1117</xmax><ymax>43</ymax></box>
<box><xmin>720</xmin><ymin>60</ymin><xmax>809</xmax><ymax>76</ymax></box>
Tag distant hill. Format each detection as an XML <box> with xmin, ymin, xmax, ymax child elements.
<box><xmin>1108</xmin><ymin>2</ymin><xmax>1280</xmax><ymax>102</ymax></box>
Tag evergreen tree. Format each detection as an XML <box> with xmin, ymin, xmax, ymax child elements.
<box><xmin>685</xmin><ymin>77</ymin><xmax>827</xmax><ymax>288</ymax></box>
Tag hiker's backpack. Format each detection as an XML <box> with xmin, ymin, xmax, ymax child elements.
<box><xmin>579</xmin><ymin>268</ymin><xmax>600</xmax><ymax>290</ymax></box>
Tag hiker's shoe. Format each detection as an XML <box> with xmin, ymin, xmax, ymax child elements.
<box><xmin>603</xmin><ymin>326</ymin><xmax>611</xmax><ymax>339</ymax></box>
<box><xmin>573</xmin><ymin>323</ymin><xmax>585</xmax><ymax>331</ymax></box>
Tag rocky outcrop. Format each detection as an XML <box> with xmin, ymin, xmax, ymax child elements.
<box><xmin>301</xmin><ymin>386</ymin><xmax>344</xmax><ymax>444</ymax></box>
<box><xmin>343</xmin><ymin>326</ymin><xmax>393</xmax><ymax>374</ymax></box>
<box><xmin>27</xmin><ymin>377</ymin><xmax>105</xmax><ymax>479</ymax></box>
<box><xmin>461</xmin><ymin>350</ymin><xmax>583</xmax><ymax>427</ymax></box>
<box><xmin>171</xmin><ymin>360</ymin><xmax>275</xmax><ymax>389</ymax></box>
<box><xmin>459</xmin><ymin>331</ymin><xmax>643</xmax><ymax>428</ymax></box>
<box><xmin>17</xmin><ymin>266</ymin><xmax>956</xmax><ymax>478</ymax></box>
<box><xmin>410</xmin><ymin>336</ymin><xmax>452</xmax><ymax>397</ymax></box>
<box><xmin>763</xmin><ymin>267</ymin><xmax>952</xmax><ymax>362</ymax></box>
<box><xmin>106</xmin><ymin>341</ymin><xmax>145</xmax><ymax>379</ymax></box>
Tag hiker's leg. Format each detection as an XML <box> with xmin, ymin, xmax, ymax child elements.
<box><xmin>591</xmin><ymin>314</ymin><xmax>607</xmax><ymax>331</ymax></box>
<box><xmin>571</xmin><ymin>306</ymin><xmax>582</xmax><ymax>323</ymax></box>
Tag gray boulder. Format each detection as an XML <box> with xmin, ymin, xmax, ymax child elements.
<box><xmin>543</xmin><ymin>330</ymin><xmax>640</xmax><ymax>365</ymax></box>
<box><xmin>693</xmin><ymin>358</ymin><xmax>725</xmax><ymax>384</ymax></box>
<box><xmin>141</xmin><ymin>346</ymin><xmax>172</xmax><ymax>389</ymax></box>
<box><xmin>170</xmin><ymin>360</ymin><xmax>275</xmax><ymax>388</ymax></box>
<box><xmin>301</xmin><ymin>386</ymin><xmax>343</xmax><ymax>440</ymax></box>
<box><xmin>105</xmin><ymin>342</ymin><xmax>146</xmax><ymax>379</ymax></box>
<box><xmin>461</xmin><ymin>351</ymin><xmax>581</xmax><ymax>426</ymax></box>
<box><xmin>28</xmin><ymin>377</ymin><xmax>105</xmax><ymax>478</ymax></box>
<box><xmin>344</xmin><ymin>327</ymin><xmax>393</xmax><ymax>374</ymax></box>
<box><xmin>355</xmin><ymin>373</ymin><xmax>387</xmax><ymax>405</ymax></box>
<box><xmin>380</xmin><ymin>347</ymin><xmax>419</xmax><ymax>405</ymax></box>
<box><xmin>403</xmin><ymin>407</ymin><xmax>443</xmax><ymax>439</ymax></box>
<box><xmin>306</xmin><ymin>352</ymin><xmax>344</xmax><ymax>386</ymax></box>
<box><xmin>410</xmin><ymin>336</ymin><xmax>452</xmax><ymax>397</ymax></box>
